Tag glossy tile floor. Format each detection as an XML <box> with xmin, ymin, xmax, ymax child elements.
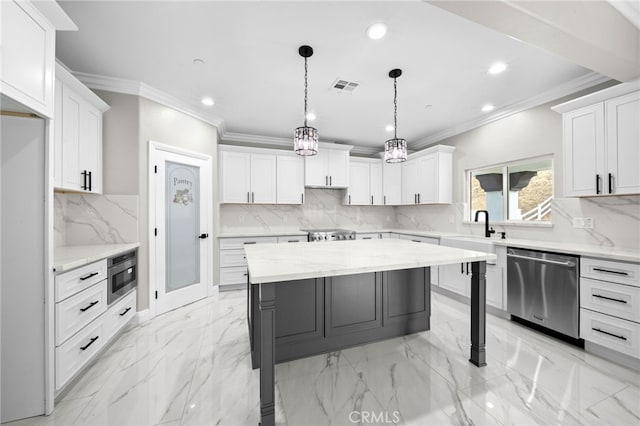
<box><xmin>8</xmin><ymin>289</ymin><xmax>640</xmax><ymax>426</ymax></box>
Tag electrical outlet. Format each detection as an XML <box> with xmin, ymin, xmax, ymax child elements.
<box><xmin>573</xmin><ymin>217</ymin><xmax>594</xmax><ymax>229</ymax></box>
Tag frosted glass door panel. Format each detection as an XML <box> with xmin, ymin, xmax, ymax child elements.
<box><xmin>166</xmin><ymin>161</ymin><xmax>200</xmax><ymax>293</ymax></box>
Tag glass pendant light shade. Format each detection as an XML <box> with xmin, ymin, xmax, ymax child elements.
<box><xmin>384</xmin><ymin>68</ymin><xmax>407</xmax><ymax>163</ymax></box>
<box><xmin>384</xmin><ymin>138</ymin><xmax>407</xmax><ymax>163</ymax></box>
<box><xmin>294</xmin><ymin>45</ymin><xmax>318</xmax><ymax>156</ymax></box>
<box><xmin>294</xmin><ymin>125</ymin><xmax>318</xmax><ymax>155</ymax></box>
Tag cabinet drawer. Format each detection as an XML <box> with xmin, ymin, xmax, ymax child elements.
<box><xmin>220</xmin><ymin>249</ymin><xmax>247</xmax><ymax>267</ymax></box>
<box><xmin>55</xmin><ymin>260</ymin><xmax>107</xmax><ymax>302</ymax></box>
<box><xmin>581</xmin><ymin>278</ymin><xmax>640</xmax><ymax>323</ymax></box>
<box><xmin>581</xmin><ymin>257</ymin><xmax>640</xmax><ymax>287</ymax></box>
<box><xmin>56</xmin><ymin>316</ymin><xmax>106</xmax><ymax>390</ymax></box>
<box><xmin>277</xmin><ymin>235</ymin><xmax>307</xmax><ymax>243</ymax></box>
<box><xmin>104</xmin><ymin>290</ymin><xmax>137</xmax><ymax>342</ymax></box>
<box><xmin>219</xmin><ymin>236</ymin><xmax>278</xmax><ymax>250</ymax></box>
<box><xmin>357</xmin><ymin>233</ymin><xmax>380</xmax><ymax>240</ymax></box>
<box><xmin>219</xmin><ymin>266</ymin><xmax>248</xmax><ymax>286</ymax></box>
<box><xmin>580</xmin><ymin>309</ymin><xmax>640</xmax><ymax>359</ymax></box>
<box><xmin>398</xmin><ymin>234</ymin><xmax>439</xmax><ymax>245</ymax></box>
<box><xmin>55</xmin><ymin>281</ymin><xmax>107</xmax><ymax>346</ymax></box>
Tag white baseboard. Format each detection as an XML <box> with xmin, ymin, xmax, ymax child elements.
<box><xmin>134</xmin><ymin>309</ymin><xmax>152</xmax><ymax>325</ymax></box>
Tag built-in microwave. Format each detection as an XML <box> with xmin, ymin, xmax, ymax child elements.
<box><xmin>107</xmin><ymin>250</ymin><xmax>137</xmax><ymax>304</ymax></box>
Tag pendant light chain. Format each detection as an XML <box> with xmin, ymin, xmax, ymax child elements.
<box><xmin>304</xmin><ymin>56</ymin><xmax>308</xmax><ymax>127</ymax></box>
<box><xmin>393</xmin><ymin>77</ymin><xmax>398</xmax><ymax>140</ymax></box>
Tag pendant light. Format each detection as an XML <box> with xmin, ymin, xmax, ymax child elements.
<box><xmin>294</xmin><ymin>45</ymin><xmax>318</xmax><ymax>156</ymax></box>
<box><xmin>384</xmin><ymin>68</ymin><xmax>407</xmax><ymax>163</ymax></box>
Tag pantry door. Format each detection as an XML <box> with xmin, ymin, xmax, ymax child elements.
<box><xmin>151</xmin><ymin>143</ymin><xmax>212</xmax><ymax>315</ymax></box>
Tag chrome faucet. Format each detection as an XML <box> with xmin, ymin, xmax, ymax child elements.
<box><xmin>474</xmin><ymin>210</ymin><xmax>495</xmax><ymax>238</ymax></box>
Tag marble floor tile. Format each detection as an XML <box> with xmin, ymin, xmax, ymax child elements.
<box><xmin>14</xmin><ymin>287</ymin><xmax>640</xmax><ymax>426</ymax></box>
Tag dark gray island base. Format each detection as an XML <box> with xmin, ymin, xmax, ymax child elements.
<box><xmin>248</xmin><ymin>268</ymin><xmax>431</xmax><ymax>369</ymax></box>
<box><xmin>250</xmin><ymin>262</ymin><xmax>487</xmax><ymax>426</ymax></box>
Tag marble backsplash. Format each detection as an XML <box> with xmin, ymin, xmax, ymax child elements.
<box><xmin>219</xmin><ymin>188</ymin><xmax>396</xmax><ymax>233</ymax></box>
<box><xmin>397</xmin><ymin>195</ymin><xmax>640</xmax><ymax>250</ymax></box>
<box><xmin>55</xmin><ymin>193</ymin><xmax>139</xmax><ymax>247</ymax></box>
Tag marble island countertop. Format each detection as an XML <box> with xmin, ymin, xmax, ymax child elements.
<box><xmin>54</xmin><ymin>243</ymin><xmax>140</xmax><ymax>272</ymax></box>
<box><xmin>244</xmin><ymin>238</ymin><xmax>496</xmax><ymax>284</ymax></box>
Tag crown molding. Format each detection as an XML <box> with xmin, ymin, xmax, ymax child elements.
<box><xmin>411</xmin><ymin>72</ymin><xmax>611</xmax><ymax>150</ymax></box>
<box><xmin>72</xmin><ymin>71</ymin><xmax>226</xmax><ymax>135</ymax></box>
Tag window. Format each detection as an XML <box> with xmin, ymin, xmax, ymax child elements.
<box><xmin>469</xmin><ymin>157</ymin><xmax>553</xmax><ymax>223</ymax></box>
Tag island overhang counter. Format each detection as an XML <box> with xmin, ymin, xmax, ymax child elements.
<box><xmin>244</xmin><ymin>238</ymin><xmax>496</xmax><ymax>426</ymax></box>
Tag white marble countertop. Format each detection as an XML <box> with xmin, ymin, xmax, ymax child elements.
<box><xmin>244</xmin><ymin>239</ymin><xmax>496</xmax><ymax>284</ymax></box>
<box><xmin>217</xmin><ymin>231</ymin><xmax>308</xmax><ymax>238</ymax></box>
<box><xmin>54</xmin><ymin>243</ymin><xmax>140</xmax><ymax>272</ymax></box>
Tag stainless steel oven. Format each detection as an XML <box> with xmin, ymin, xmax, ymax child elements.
<box><xmin>107</xmin><ymin>250</ymin><xmax>137</xmax><ymax>305</ymax></box>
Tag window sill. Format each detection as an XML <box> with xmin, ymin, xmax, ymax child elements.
<box><xmin>462</xmin><ymin>220</ymin><xmax>553</xmax><ymax>228</ymax></box>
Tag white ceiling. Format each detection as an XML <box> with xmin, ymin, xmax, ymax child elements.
<box><xmin>56</xmin><ymin>1</ymin><xmax>607</xmax><ymax>152</ymax></box>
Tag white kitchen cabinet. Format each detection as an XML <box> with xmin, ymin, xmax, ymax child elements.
<box><xmin>345</xmin><ymin>158</ymin><xmax>383</xmax><ymax>205</ymax></box>
<box><xmin>54</xmin><ymin>64</ymin><xmax>109</xmax><ymax>193</ymax></box>
<box><xmin>553</xmin><ymin>84</ymin><xmax>640</xmax><ymax>197</ymax></box>
<box><xmin>401</xmin><ymin>145</ymin><xmax>454</xmax><ymax>204</ymax></box>
<box><xmin>0</xmin><ymin>0</ymin><xmax>56</xmax><ymax>118</ymax></box>
<box><xmin>218</xmin><ymin>235</ymin><xmax>278</xmax><ymax>291</ymax></box>
<box><xmin>304</xmin><ymin>143</ymin><xmax>352</xmax><ymax>188</ymax></box>
<box><xmin>276</xmin><ymin>154</ymin><xmax>304</xmax><ymax>204</ymax></box>
<box><xmin>220</xmin><ymin>147</ymin><xmax>276</xmax><ymax>204</ymax></box>
<box><xmin>382</xmin><ymin>161</ymin><xmax>402</xmax><ymax>205</ymax></box>
<box><xmin>438</xmin><ymin>262</ymin><xmax>470</xmax><ymax>296</ymax></box>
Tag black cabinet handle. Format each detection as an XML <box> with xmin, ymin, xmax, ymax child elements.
<box><xmin>418</xmin><ymin>193</ymin><xmax>421</xmax><ymax>203</ymax></box>
<box><xmin>461</xmin><ymin>263</ymin><xmax>464</xmax><ymax>274</ymax></box>
<box><xmin>330</xmin><ymin>176</ymin><xmax>332</xmax><ymax>186</ymax></box>
<box><xmin>198</xmin><ymin>233</ymin><xmax>209</xmax><ymax>239</ymax></box>
<box><xmin>80</xmin><ymin>300</ymin><xmax>99</xmax><ymax>312</ymax></box>
<box><xmin>252</xmin><ymin>192</ymin><xmax>255</xmax><ymax>203</ymax></box>
<box><xmin>466</xmin><ymin>262</ymin><xmax>469</xmax><ymax>275</ymax></box>
<box><xmin>384</xmin><ymin>195</ymin><xmax>386</xmax><ymax>205</ymax></box>
<box><xmin>287</xmin><ymin>240</ymin><xmax>299</xmax><ymax>243</ymax></box>
<box><xmin>411</xmin><ymin>239</ymin><xmax>421</xmax><ymax>243</ymax></box>
<box><xmin>593</xmin><ymin>267</ymin><xmax>628</xmax><ymax>276</ymax></box>
<box><xmin>349</xmin><ymin>195</ymin><xmax>351</xmax><ymax>205</ymax></box>
<box><xmin>119</xmin><ymin>307</ymin><xmax>132</xmax><ymax>317</ymax></box>
<box><xmin>80</xmin><ymin>336</ymin><xmax>99</xmax><ymax>351</ymax></box>
<box><xmin>608</xmin><ymin>173</ymin><xmax>613</xmax><ymax>194</ymax></box>
<box><xmin>88</xmin><ymin>171</ymin><xmax>92</xmax><ymax>192</ymax></box>
<box><xmin>243</xmin><ymin>241</ymin><xmax>257</xmax><ymax>245</ymax></box>
<box><xmin>247</xmin><ymin>192</ymin><xmax>250</xmax><ymax>203</ymax></box>
<box><xmin>301</xmin><ymin>193</ymin><xmax>304</xmax><ymax>204</ymax></box>
<box><xmin>593</xmin><ymin>294</ymin><xmax>627</xmax><ymax>304</ymax></box>
<box><xmin>363</xmin><ymin>237</ymin><xmax>373</xmax><ymax>240</ymax></box>
<box><xmin>414</xmin><ymin>194</ymin><xmax>417</xmax><ymax>204</ymax></box>
<box><xmin>243</xmin><ymin>273</ymin><xmax>249</xmax><ymax>276</ymax></box>
<box><xmin>592</xmin><ymin>328</ymin><xmax>627</xmax><ymax>341</ymax></box>
<box><xmin>325</xmin><ymin>176</ymin><xmax>328</xmax><ymax>186</ymax></box>
<box><xmin>596</xmin><ymin>174</ymin><xmax>601</xmax><ymax>194</ymax></box>
<box><xmin>80</xmin><ymin>272</ymin><xmax>99</xmax><ymax>281</ymax></box>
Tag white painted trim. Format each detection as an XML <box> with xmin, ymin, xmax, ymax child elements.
<box><xmin>44</xmin><ymin>119</ymin><xmax>55</xmax><ymax>415</ymax></box>
<box><xmin>73</xmin><ymin>72</ymin><xmax>226</xmax><ymax>134</ymax></box>
<box><xmin>148</xmin><ymin>141</ymin><xmax>214</xmax><ymax>319</ymax></box>
<box><xmin>134</xmin><ymin>309</ymin><xmax>152</xmax><ymax>326</ymax></box>
<box><xmin>607</xmin><ymin>0</ymin><xmax>640</xmax><ymax>30</ymax></box>
<box><xmin>55</xmin><ymin>62</ymin><xmax>110</xmax><ymax>111</ymax></box>
<box><xmin>31</xmin><ymin>0</ymin><xmax>77</xmax><ymax>31</ymax></box>
<box><xmin>551</xmin><ymin>80</ymin><xmax>640</xmax><ymax>113</ymax></box>
<box><xmin>413</xmin><ymin>72</ymin><xmax>611</xmax><ymax>150</ymax></box>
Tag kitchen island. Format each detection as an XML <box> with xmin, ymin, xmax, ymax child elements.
<box><xmin>244</xmin><ymin>239</ymin><xmax>496</xmax><ymax>426</ymax></box>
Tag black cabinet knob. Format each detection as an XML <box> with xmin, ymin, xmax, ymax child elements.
<box><xmin>198</xmin><ymin>233</ymin><xmax>209</xmax><ymax>239</ymax></box>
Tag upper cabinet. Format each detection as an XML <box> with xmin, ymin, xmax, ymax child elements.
<box><xmin>0</xmin><ymin>1</ymin><xmax>55</xmax><ymax>117</ymax></box>
<box><xmin>304</xmin><ymin>143</ymin><xmax>352</xmax><ymax>188</ymax></box>
<box><xmin>553</xmin><ymin>83</ymin><xmax>640</xmax><ymax>197</ymax></box>
<box><xmin>345</xmin><ymin>158</ymin><xmax>383</xmax><ymax>205</ymax></box>
<box><xmin>219</xmin><ymin>145</ymin><xmax>304</xmax><ymax>205</ymax></box>
<box><xmin>382</xmin><ymin>161</ymin><xmax>402</xmax><ymax>206</ymax></box>
<box><xmin>401</xmin><ymin>145</ymin><xmax>455</xmax><ymax>205</ymax></box>
<box><xmin>53</xmin><ymin>64</ymin><xmax>109</xmax><ymax>193</ymax></box>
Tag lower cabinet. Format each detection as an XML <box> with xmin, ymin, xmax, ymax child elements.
<box><xmin>250</xmin><ymin>269</ymin><xmax>430</xmax><ymax>366</ymax></box>
<box><xmin>218</xmin><ymin>236</ymin><xmax>277</xmax><ymax>291</ymax></box>
<box><xmin>437</xmin><ymin>262</ymin><xmax>504</xmax><ymax>309</ymax></box>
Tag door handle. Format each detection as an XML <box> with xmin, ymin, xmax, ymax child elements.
<box><xmin>596</xmin><ymin>174</ymin><xmax>601</xmax><ymax>194</ymax></box>
<box><xmin>88</xmin><ymin>171</ymin><xmax>92</xmax><ymax>192</ymax></box>
<box><xmin>247</xmin><ymin>192</ymin><xmax>250</xmax><ymax>203</ymax></box>
<box><xmin>198</xmin><ymin>233</ymin><xmax>209</xmax><ymax>239</ymax></box>
<box><xmin>301</xmin><ymin>193</ymin><xmax>304</xmax><ymax>204</ymax></box>
<box><xmin>371</xmin><ymin>195</ymin><xmax>374</xmax><ymax>205</ymax></box>
<box><xmin>80</xmin><ymin>336</ymin><xmax>99</xmax><ymax>351</ymax></box>
<box><xmin>79</xmin><ymin>272</ymin><xmax>99</xmax><ymax>281</ymax></box>
<box><xmin>251</xmin><ymin>192</ymin><xmax>255</xmax><ymax>203</ymax></box>
<box><xmin>384</xmin><ymin>195</ymin><xmax>386</xmax><ymax>205</ymax></box>
<box><xmin>325</xmin><ymin>176</ymin><xmax>328</xmax><ymax>186</ymax></box>
<box><xmin>507</xmin><ymin>253</ymin><xmax>576</xmax><ymax>267</ymax></box>
<box><xmin>80</xmin><ymin>300</ymin><xmax>99</xmax><ymax>312</ymax></box>
<box><xmin>608</xmin><ymin>173</ymin><xmax>613</xmax><ymax>194</ymax></box>
<box><xmin>349</xmin><ymin>194</ymin><xmax>351</xmax><ymax>204</ymax></box>
<box><xmin>592</xmin><ymin>294</ymin><xmax>627</xmax><ymax>304</ymax></box>
<box><xmin>82</xmin><ymin>170</ymin><xmax>88</xmax><ymax>191</ymax></box>
<box><xmin>329</xmin><ymin>176</ymin><xmax>332</xmax><ymax>186</ymax></box>
<box><xmin>592</xmin><ymin>327</ymin><xmax>627</xmax><ymax>341</ymax></box>
<box><xmin>119</xmin><ymin>307</ymin><xmax>132</xmax><ymax>316</ymax></box>
<box><xmin>417</xmin><ymin>193</ymin><xmax>420</xmax><ymax>203</ymax></box>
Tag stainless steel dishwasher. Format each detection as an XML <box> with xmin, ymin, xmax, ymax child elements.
<box><xmin>507</xmin><ymin>248</ymin><xmax>580</xmax><ymax>338</ymax></box>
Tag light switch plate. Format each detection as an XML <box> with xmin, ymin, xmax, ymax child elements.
<box><xmin>573</xmin><ymin>217</ymin><xmax>594</xmax><ymax>229</ymax></box>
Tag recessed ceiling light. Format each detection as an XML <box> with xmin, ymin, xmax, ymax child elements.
<box><xmin>193</xmin><ymin>58</ymin><xmax>205</xmax><ymax>66</ymax></box>
<box><xmin>488</xmin><ymin>62</ymin><xmax>507</xmax><ymax>75</ymax></box>
<box><xmin>481</xmin><ymin>104</ymin><xmax>495</xmax><ymax>112</ymax></box>
<box><xmin>385</xmin><ymin>124</ymin><xmax>394</xmax><ymax>132</ymax></box>
<box><xmin>201</xmin><ymin>97</ymin><xmax>214</xmax><ymax>106</ymax></box>
<box><xmin>306</xmin><ymin>112</ymin><xmax>316</xmax><ymax>121</ymax></box>
<box><xmin>366</xmin><ymin>23</ymin><xmax>387</xmax><ymax>40</ymax></box>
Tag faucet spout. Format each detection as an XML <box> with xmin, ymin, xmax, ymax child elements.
<box><xmin>474</xmin><ymin>210</ymin><xmax>495</xmax><ymax>238</ymax></box>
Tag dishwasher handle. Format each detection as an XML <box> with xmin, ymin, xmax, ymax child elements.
<box><xmin>507</xmin><ymin>252</ymin><xmax>576</xmax><ymax>268</ymax></box>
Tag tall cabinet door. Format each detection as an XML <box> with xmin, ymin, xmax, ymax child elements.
<box><xmin>382</xmin><ymin>162</ymin><xmax>402</xmax><ymax>205</ymax></box>
<box><xmin>220</xmin><ymin>151</ymin><xmax>251</xmax><ymax>203</ymax></box>
<box><xmin>401</xmin><ymin>159</ymin><xmax>418</xmax><ymax>204</ymax></box>
<box><xmin>370</xmin><ymin>162</ymin><xmax>383</xmax><ymax>205</ymax></box>
<box><xmin>563</xmin><ymin>104</ymin><xmax>605</xmax><ymax>197</ymax></box>
<box><xmin>79</xmin><ymin>104</ymin><xmax>102</xmax><ymax>193</ymax></box>
<box><xmin>327</xmin><ymin>149</ymin><xmax>349</xmax><ymax>187</ymax></box>
<box><xmin>276</xmin><ymin>155</ymin><xmax>304</xmax><ymax>204</ymax></box>
<box><xmin>417</xmin><ymin>153</ymin><xmax>438</xmax><ymax>204</ymax></box>
<box><xmin>606</xmin><ymin>92</ymin><xmax>640</xmax><ymax>195</ymax></box>
<box><xmin>304</xmin><ymin>150</ymin><xmax>327</xmax><ymax>187</ymax></box>
<box><xmin>347</xmin><ymin>161</ymin><xmax>370</xmax><ymax>205</ymax></box>
<box><xmin>250</xmin><ymin>153</ymin><xmax>277</xmax><ymax>203</ymax></box>
<box><xmin>61</xmin><ymin>86</ymin><xmax>83</xmax><ymax>191</ymax></box>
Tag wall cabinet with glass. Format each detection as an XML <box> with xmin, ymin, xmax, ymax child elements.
<box><xmin>53</xmin><ymin>63</ymin><xmax>109</xmax><ymax>193</ymax></box>
<box><xmin>401</xmin><ymin>145</ymin><xmax>455</xmax><ymax>205</ymax></box>
<box><xmin>345</xmin><ymin>158</ymin><xmax>383</xmax><ymax>205</ymax></box>
<box><xmin>552</xmin><ymin>83</ymin><xmax>640</xmax><ymax>197</ymax></box>
<box><xmin>304</xmin><ymin>142</ymin><xmax>352</xmax><ymax>188</ymax></box>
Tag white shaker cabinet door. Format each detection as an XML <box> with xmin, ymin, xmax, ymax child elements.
<box><xmin>276</xmin><ymin>155</ymin><xmax>304</xmax><ymax>204</ymax></box>
<box><xmin>80</xmin><ymin>104</ymin><xmax>102</xmax><ymax>193</ymax></box>
<box><xmin>416</xmin><ymin>153</ymin><xmax>438</xmax><ymax>204</ymax></box>
<box><xmin>370</xmin><ymin>162</ymin><xmax>383</xmax><ymax>205</ymax></box>
<box><xmin>304</xmin><ymin>150</ymin><xmax>327</xmax><ymax>187</ymax></box>
<box><xmin>401</xmin><ymin>158</ymin><xmax>419</xmax><ymax>205</ymax></box>
<box><xmin>382</xmin><ymin>161</ymin><xmax>402</xmax><ymax>206</ymax></box>
<box><xmin>606</xmin><ymin>91</ymin><xmax>640</xmax><ymax>195</ymax></box>
<box><xmin>327</xmin><ymin>149</ymin><xmax>349</xmax><ymax>187</ymax></box>
<box><xmin>220</xmin><ymin>151</ymin><xmax>251</xmax><ymax>203</ymax></box>
<box><xmin>347</xmin><ymin>161</ymin><xmax>370</xmax><ymax>205</ymax></box>
<box><xmin>250</xmin><ymin>153</ymin><xmax>277</xmax><ymax>204</ymax></box>
<box><xmin>61</xmin><ymin>86</ymin><xmax>83</xmax><ymax>191</ymax></box>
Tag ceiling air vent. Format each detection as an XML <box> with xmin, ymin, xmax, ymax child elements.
<box><xmin>330</xmin><ymin>78</ymin><xmax>359</xmax><ymax>92</ymax></box>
